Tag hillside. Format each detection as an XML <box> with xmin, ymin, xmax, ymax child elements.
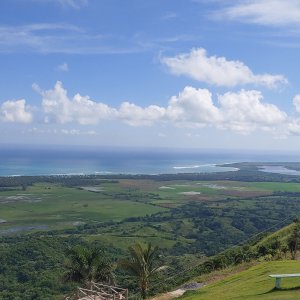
<box><xmin>166</xmin><ymin>222</ymin><xmax>300</xmax><ymax>300</ymax></box>
<box><xmin>254</xmin><ymin>222</ymin><xmax>294</xmax><ymax>248</ymax></box>
<box><xmin>180</xmin><ymin>260</ymin><xmax>300</xmax><ymax>300</ymax></box>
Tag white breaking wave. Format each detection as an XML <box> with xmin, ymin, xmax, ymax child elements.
<box><xmin>49</xmin><ymin>172</ymin><xmax>85</xmax><ymax>176</ymax></box>
<box><xmin>173</xmin><ymin>165</ymin><xmax>200</xmax><ymax>169</ymax></box>
<box><xmin>173</xmin><ymin>164</ymin><xmax>215</xmax><ymax>169</ymax></box>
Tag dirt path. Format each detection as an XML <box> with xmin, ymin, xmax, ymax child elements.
<box><xmin>151</xmin><ymin>283</ymin><xmax>203</xmax><ymax>300</ymax></box>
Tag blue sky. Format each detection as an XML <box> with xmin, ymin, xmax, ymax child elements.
<box><xmin>2</xmin><ymin>0</ymin><xmax>300</xmax><ymax>150</ymax></box>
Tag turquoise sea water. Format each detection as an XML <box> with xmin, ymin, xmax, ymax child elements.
<box><xmin>0</xmin><ymin>146</ymin><xmax>299</xmax><ymax>176</ymax></box>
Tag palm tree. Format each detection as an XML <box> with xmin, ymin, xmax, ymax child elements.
<box><xmin>119</xmin><ymin>242</ymin><xmax>160</xmax><ymax>299</ymax></box>
<box><xmin>63</xmin><ymin>245</ymin><xmax>115</xmax><ymax>289</ymax></box>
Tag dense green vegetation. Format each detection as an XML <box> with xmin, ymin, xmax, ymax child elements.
<box><xmin>1</xmin><ymin>220</ymin><xmax>299</xmax><ymax>299</ymax></box>
<box><xmin>1</xmin><ymin>164</ymin><xmax>300</xmax><ymax>299</ymax></box>
<box><xmin>0</xmin><ymin>236</ymin><xmax>75</xmax><ymax>299</ymax></box>
<box><xmin>0</xmin><ymin>235</ymin><xmax>125</xmax><ymax>300</ymax></box>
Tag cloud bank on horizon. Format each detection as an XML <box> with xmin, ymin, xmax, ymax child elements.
<box><xmin>2</xmin><ymin>76</ymin><xmax>300</xmax><ymax>138</ymax></box>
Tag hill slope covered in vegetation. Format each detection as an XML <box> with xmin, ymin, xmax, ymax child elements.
<box><xmin>181</xmin><ymin>260</ymin><xmax>300</xmax><ymax>300</ymax></box>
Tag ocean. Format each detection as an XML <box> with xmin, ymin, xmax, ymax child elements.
<box><xmin>0</xmin><ymin>146</ymin><xmax>299</xmax><ymax>176</ymax></box>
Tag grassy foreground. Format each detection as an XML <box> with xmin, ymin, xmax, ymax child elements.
<box><xmin>181</xmin><ymin>260</ymin><xmax>300</xmax><ymax>300</ymax></box>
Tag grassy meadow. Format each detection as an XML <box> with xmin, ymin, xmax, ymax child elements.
<box><xmin>0</xmin><ymin>181</ymin><xmax>165</xmax><ymax>232</ymax></box>
<box><xmin>181</xmin><ymin>261</ymin><xmax>300</xmax><ymax>300</ymax></box>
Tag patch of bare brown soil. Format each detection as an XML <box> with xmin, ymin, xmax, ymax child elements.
<box><xmin>119</xmin><ymin>179</ymin><xmax>160</xmax><ymax>191</ymax></box>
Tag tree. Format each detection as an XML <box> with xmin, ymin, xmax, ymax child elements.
<box><xmin>288</xmin><ymin>219</ymin><xmax>300</xmax><ymax>260</ymax></box>
<box><xmin>63</xmin><ymin>245</ymin><xmax>115</xmax><ymax>289</ymax></box>
<box><xmin>120</xmin><ymin>243</ymin><xmax>160</xmax><ymax>299</ymax></box>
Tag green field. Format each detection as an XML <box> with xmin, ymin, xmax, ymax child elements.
<box><xmin>116</xmin><ymin>179</ymin><xmax>300</xmax><ymax>207</ymax></box>
<box><xmin>1</xmin><ymin>178</ymin><xmax>300</xmax><ymax>234</ymax></box>
<box><xmin>181</xmin><ymin>261</ymin><xmax>300</xmax><ymax>300</ymax></box>
<box><xmin>0</xmin><ymin>182</ymin><xmax>165</xmax><ymax>232</ymax></box>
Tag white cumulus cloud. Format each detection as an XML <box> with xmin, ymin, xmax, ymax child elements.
<box><xmin>35</xmin><ymin>81</ymin><xmax>166</xmax><ymax>126</ymax></box>
<box><xmin>35</xmin><ymin>81</ymin><xmax>116</xmax><ymax>124</ymax></box>
<box><xmin>118</xmin><ymin>102</ymin><xmax>166</xmax><ymax>126</ymax></box>
<box><xmin>31</xmin><ymin>81</ymin><xmax>298</xmax><ymax>137</ymax></box>
<box><xmin>161</xmin><ymin>48</ymin><xmax>287</xmax><ymax>88</ymax></box>
<box><xmin>163</xmin><ymin>87</ymin><xmax>286</xmax><ymax>134</ymax></box>
<box><xmin>286</xmin><ymin>119</ymin><xmax>300</xmax><ymax>135</ymax></box>
<box><xmin>218</xmin><ymin>90</ymin><xmax>287</xmax><ymax>134</ymax></box>
<box><xmin>0</xmin><ymin>99</ymin><xmax>33</xmax><ymax>123</ymax></box>
<box><xmin>166</xmin><ymin>86</ymin><xmax>221</xmax><ymax>127</ymax></box>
